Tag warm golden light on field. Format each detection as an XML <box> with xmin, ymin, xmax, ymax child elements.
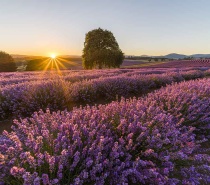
<box><xmin>51</xmin><ymin>54</ymin><xmax>56</xmax><ymax>59</ymax></box>
<box><xmin>38</xmin><ymin>55</ymin><xmax>74</xmax><ymax>75</ymax></box>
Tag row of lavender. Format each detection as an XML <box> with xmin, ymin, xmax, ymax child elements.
<box><xmin>0</xmin><ymin>67</ymin><xmax>208</xmax><ymax>87</ymax></box>
<box><xmin>0</xmin><ymin>78</ymin><xmax>210</xmax><ymax>184</ymax></box>
<box><xmin>148</xmin><ymin>59</ymin><xmax>210</xmax><ymax>68</ymax></box>
<box><xmin>0</xmin><ymin>69</ymin><xmax>209</xmax><ymax>120</ymax></box>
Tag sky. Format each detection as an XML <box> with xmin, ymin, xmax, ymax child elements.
<box><xmin>0</xmin><ymin>0</ymin><xmax>210</xmax><ymax>56</ymax></box>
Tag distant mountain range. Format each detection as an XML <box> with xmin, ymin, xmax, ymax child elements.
<box><xmin>190</xmin><ymin>54</ymin><xmax>210</xmax><ymax>58</ymax></box>
<box><xmin>162</xmin><ymin>53</ymin><xmax>210</xmax><ymax>59</ymax></box>
<box><xmin>163</xmin><ymin>53</ymin><xmax>187</xmax><ymax>59</ymax></box>
<box><xmin>140</xmin><ymin>53</ymin><xmax>210</xmax><ymax>59</ymax></box>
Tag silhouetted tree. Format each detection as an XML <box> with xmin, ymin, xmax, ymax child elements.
<box><xmin>82</xmin><ymin>28</ymin><xmax>124</xmax><ymax>69</ymax></box>
<box><xmin>0</xmin><ymin>51</ymin><xmax>16</xmax><ymax>72</ymax></box>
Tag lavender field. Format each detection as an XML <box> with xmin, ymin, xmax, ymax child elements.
<box><xmin>2</xmin><ymin>0</ymin><xmax>210</xmax><ymax>184</ymax></box>
<box><xmin>146</xmin><ymin>59</ymin><xmax>210</xmax><ymax>68</ymax></box>
<box><xmin>0</xmin><ymin>67</ymin><xmax>210</xmax><ymax>184</ymax></box>
<box><xmin>0</xmin><ymin>68</ymin><xmax>209</xmax><ymax>120</ymax></box>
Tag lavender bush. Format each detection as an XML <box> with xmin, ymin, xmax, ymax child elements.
<box><xmin>0</xmin><ymin>68</ymin><xmax>208</xmax><ymax>88</ymax></box>
<box><xmin>1</xmin><ymin>78</ymin><xmax>210</xmax><ymax>184</ymax></box>
<box><xmin>0</xmin><ymin>69</ymin><xmax>209</xmax><ymax>120</ymax></box>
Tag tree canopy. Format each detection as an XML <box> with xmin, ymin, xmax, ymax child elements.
<box><xmin>0</xmin><ymin>51</ymin><xmax>16</xmax><ymax>72</ymax></box>
<box><xmin>82</xmin><ymin>28</ymin><xmax>124</xmax><ymax>69</ymax></box>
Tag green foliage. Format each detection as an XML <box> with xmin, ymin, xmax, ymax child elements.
<box><xmin>0</xmin><ymin>51</ymin><xmax>16</xmax><ymax>72</ymax></box>
<box><xmin>82</xmin><ymin>28</ymin><xmax>124</xmax><ymax>69</ymax></box>
<box><xmin>26</xmin><ymin>57</ymin><xmax>49</xmax><ymax>71</ymax></box>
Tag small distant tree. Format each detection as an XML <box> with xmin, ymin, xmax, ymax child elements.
<box><xmin>82</xmin><ymin>28</ymin><xmax>124</xmax><ymax>69</ymax></box>
<box><xmin>0</xmin><ymin>51</ymin><xmax>16</xmax><ymax>72</ymax></box>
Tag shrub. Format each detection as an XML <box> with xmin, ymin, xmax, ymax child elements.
<box><xmin>0</xmin><ymin>51</ymin><xmax>16</xmax><ymax>72</ymax></box>
<box><xmin>1</xmin><ymin>78</ymin><xmax>210</xmax><ymax>184</ymax></box>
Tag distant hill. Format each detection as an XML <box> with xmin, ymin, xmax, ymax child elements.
<box><xmin>140</xmin><ymin>55</ymin><xmax>150</xmax><ymax>57</ymax></box>
<box><xmin>11</xmin><ymin>54</ymin><xmax>43</xmax><ymax>59</ymax></box>
<box><xmin>59</xmin><ymin>55</ymin><xmax>81</xmax><ymax>58</ymax></box>
<box><xmin>12</xmin><ymin>55</ymin><xmax>43</xmax><ymax>62</ymax></box>
<box><xmin>163</xmin><ymin>53</ymin><xmax>187</xmax><ymax>59</ymax></box>
<box><xmin>190</xmin><ymin>54</ymin><xmax>210</xmax><ymax>58</ymax></box>
<box><xmin>12</xmin><ymin>54</ymin><xmax>29</xmax><ymax>58</ymax></box>
<box><xmin>127</xmin><ymin>53</ymin><xmax>210</xmax><ymax>60</ymax></box>
<box><xmin>152</xmin><ymin>53</ymin><xmax>210</xmax><ymax>59</ymax></box>
<box><xmin>156</xmin><ymin>53</ymin><xmax>210</xmax><ymax>59</ymax></box>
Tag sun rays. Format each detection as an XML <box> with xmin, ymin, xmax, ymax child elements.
<box><xmin>49</xmin><ymin>56</ymin><xmax>79</xmax><ymax>69</ymax></box>
<box><xmin>39</xmin><ymin>56</ymin><xmax>72</xmax><ymax>76</ymax></box>
<box><xmin>32</xmin><ymin>54</ymin><xmax>82</xmax><ymax>79</ymax></box>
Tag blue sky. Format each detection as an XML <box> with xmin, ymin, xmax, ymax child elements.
<box><xmin>0</xmin><ymin>0</ymin><xmax>210</xmax><ymax>56</ymax></box>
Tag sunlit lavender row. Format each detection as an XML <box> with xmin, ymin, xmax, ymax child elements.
<box><xmin>0</xmin><ymin>67</ymin><xmax>208</xmax><ymax>87</ymax></box>
<box><xmin>0</xmin><ymin>78</ymin><xmax>210</xmax><ymax>184</ymax></box>
<box><xmin>0</xmin><ymin>69</ymin><xmax>208</xmax><ymax>120</ymax></box>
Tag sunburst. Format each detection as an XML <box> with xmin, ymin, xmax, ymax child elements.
<box><xmin>50</xmin><ymin>54</ymin><xmax>56</xmax><ymax>59</ymax></box>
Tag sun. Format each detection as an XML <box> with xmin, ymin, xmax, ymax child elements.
<box><xmin>50</xmin><ymin>54</ymin><xmax>56</xmax><ymax>59</ymax></box>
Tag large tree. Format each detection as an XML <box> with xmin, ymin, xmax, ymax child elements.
<box><xmin>82</xmin><ymin>28</ymin><xmax>124</xmax><ymax>69</ymax></box>
<box><xmin>0</xmin><ymin>51</ymin><xmax>16</xmax><ymax>72</ymax></box>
